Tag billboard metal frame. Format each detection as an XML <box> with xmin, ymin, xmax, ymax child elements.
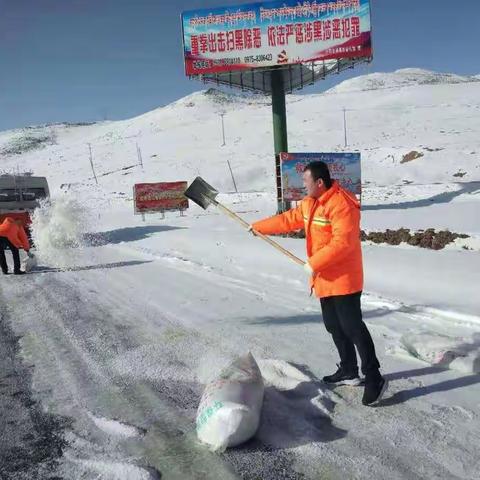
<box><xmin>189</xmin><ymin>56</ymin><xmax>371</xmax><ymax>94</ymax></box>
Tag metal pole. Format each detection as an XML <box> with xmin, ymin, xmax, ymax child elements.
<box><xmin>136</xmin><ymin>142</ymin><xmax>144</xmax><ymax>170</ymax></box>
<box><xmin>343</xmin><ymin>107</ymin><xmax>348</xmax><ymax>148</ymax></box>
<box><xmin>220</xmin><ymin>113</ymin><xmax>226</xmax><ymax>146</ymax></box>
<box><xmin>87</xmin><ymin>143</ymin><xmax>98</xmax><ymax>184</ymax></box>
<box><xmin>226</xmin><ymin>159</ymin><xmax>238</xmax><ymax>193</ymax></box>
<box><xmin>271</xmin><ymin>68</ymin><xmax>289</xmax><ymax>213</ymax></box>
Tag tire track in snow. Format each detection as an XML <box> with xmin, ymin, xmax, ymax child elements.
<box><xmin>70</xmin><ymin>255</ymin><xmax>318</xmax><ymax>480</ymax></box>
<box><xmin>6</xmin><ymin>243</ymin><xmax>479</xmax><ymax>479</ymax></box>
<box><xmin>2</xmin><ymin>265</ymin><xmax>311</xmax><ymax>479</ymax></box>
<box><xmin>1</xmin><ymin>273</ymin><xmax>239</xmax><ymax>479</ymax></box>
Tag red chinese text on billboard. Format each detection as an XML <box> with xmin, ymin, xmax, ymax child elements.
<box><xmin>191</xmin><ymin>28</ymin><xmax>262</xmax><ymax>55</ymax></box>
<box><xmin>267</xmin><ymin>17</ymin><xmax>360</xmax><ymax>46</ymax></box>
<box><xmin>293</xmin><ymin>160</ymin><xmax>347</xmax><ymax>175</ymax></box>
<box><xmin>191</xmin><ymin>17</ymin><xmax>360</xmax><ymax>55</ymax></box>
<box><xmin>295</xmin><ymin>162</ymin><xmax>308</xmax><ymax>174</ymax></box>
<box><xmin>329</xmin><ymin>162</ymin><xmax>346</xmax><ymax>173</ymax></box>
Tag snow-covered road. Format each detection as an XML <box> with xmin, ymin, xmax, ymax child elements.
<box><xmin>2</xmin><ymin>210</ymin><xmax>479</xmax><ymax>479</ymax></box>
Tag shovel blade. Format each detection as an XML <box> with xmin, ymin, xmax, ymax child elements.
<box><xmin>184</xmin><ymin>177</ymin><xmax>219</xmax><ymax>210</ymax></box>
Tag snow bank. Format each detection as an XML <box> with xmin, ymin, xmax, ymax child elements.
<box><xmin>389</xmin><ymin>332</ymin><xmax>480</xmax><ymax>374</ymax></box>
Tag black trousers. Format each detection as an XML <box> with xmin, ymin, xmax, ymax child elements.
<box><xmin>0</xmin><ymin>236</ymin><xmax>21</xmax><ymax>273</ymax></box>
<box><xmin>320</xmin><ymin>291</ymin><xmax>380</xmax><ymax>377</ymax></box>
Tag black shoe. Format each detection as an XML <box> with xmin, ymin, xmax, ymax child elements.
<box><xmin>323</xmin><ymin>365</ymin><xmax>362</xmax><ymax>386</ymax></box>
<box><xmin>13</xmin><ymin>270</ymin><xmax>26</xmax><ymax>275</ymax></box>
<box><xmin>2</xmin><ymin>270</ymin><xmax>8</xmax><ymax>275</ymax></box>
<box><xmin>362</xmin><ymin>375</ymin><xmax>388</xmax><ymax>406</ymax></box>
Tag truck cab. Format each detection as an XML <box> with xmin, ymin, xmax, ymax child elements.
<box><xmin>0</xmin><ymin>175</ymin><xmax>50</xmax><ymax>237</ymax></box>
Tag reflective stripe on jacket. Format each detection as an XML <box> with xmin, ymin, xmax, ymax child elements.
<box><xmin>252</xmin><ymin>181</ymin><xmax>363</xmax><ymax>298</ymax></box>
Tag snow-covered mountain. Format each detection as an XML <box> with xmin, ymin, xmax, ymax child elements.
<box><xmin>1</xmin><ymin>68</ymin><xmax>479</xmax><ymax>200</ymax></box>
<box><xmin>328</xmin><ymin>68</ymin><xmax>480</xmax><ymax>93</ymax></box>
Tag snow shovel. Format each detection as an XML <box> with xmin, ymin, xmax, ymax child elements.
<box><xmin>184</xmin><ymin>177</ymin><xmax>305</xmax><ymax>266</ymax></box>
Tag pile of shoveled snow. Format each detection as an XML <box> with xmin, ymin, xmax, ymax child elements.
<box><xmin>389</xmin><ymin>331</ymin><xmax>480</xmax><ymax>374</ymax></box>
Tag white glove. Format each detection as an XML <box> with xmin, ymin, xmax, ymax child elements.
<box><xmin>247</xmin><ymin>225</ymin><xmax>257</xmax><ymax>236</ymax></box>
<box><xmin>303</xmin><ymin>261</ymin><xmax>314</xmax><ymax>276</ymax></box>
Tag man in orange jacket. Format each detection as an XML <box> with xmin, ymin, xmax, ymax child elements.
<box><xmin>251</xmin><ymin>161</ymin><xmax>386</xmax><ymax>406</ymax></box>
<box><xmin>0</xmin><ymin>217</ymin><xmax>31</xmax><ymax>275</ymax></box>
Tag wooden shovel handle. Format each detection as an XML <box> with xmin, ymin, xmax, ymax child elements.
<box><xmin>215</xmin><ymin>203</ymin><xmax>306</xmax><ymax>266</ymax></box>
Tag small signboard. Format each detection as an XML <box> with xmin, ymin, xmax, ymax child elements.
<box><xmin>134</xmin><ymin>182</ymin><xmax>189</xmax><ymax>214</ymax></box>
<box><xmin>280</xmin><ymin>152</ymin><xmax>361</xmax><ymax>201</ymax></box>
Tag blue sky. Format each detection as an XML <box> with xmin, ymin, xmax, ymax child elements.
<box><xmin>0</xmin><ymin>0</ymin><xmax>478</xmax><ymax>131</ymax></box>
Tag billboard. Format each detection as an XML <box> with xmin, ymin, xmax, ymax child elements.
<box><xmin>182</xmin><ymin>0</ymin><xmax>372</xmax><ymax>75</ymax></box>
<box><xmin>134</xmin><ymin>182</ymin><xmax>189</xmax><ymax>214</ymax></box>
<box><xmin>280</xmin><ymin>152</ymin><xmax>361</xmax><ymax>201</ymax></box>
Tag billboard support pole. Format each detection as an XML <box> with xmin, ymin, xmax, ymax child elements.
<box><xmin>271</xmin><ymin>68</ymin><xmax>289</xmax><ymax>214</ymax></box>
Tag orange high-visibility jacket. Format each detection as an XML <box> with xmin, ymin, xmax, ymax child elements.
<box><xmin>0</xmin><ymin>217</ymin><xmax>30</xmax><ymax>251</ymax></box>
<box><xmin>252</xmin><ymin>181</ymin><xmax>363</xmax><ymax>298</ymax></box>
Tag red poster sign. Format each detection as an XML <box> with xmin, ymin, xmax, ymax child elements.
<box><xmin>134</xmin><ymin>182</ymin><xmax>189</xmax><ymax>213</ymax></box>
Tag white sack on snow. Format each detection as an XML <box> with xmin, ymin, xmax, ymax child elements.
<box><xmin>196</xmin><ymin>352</ymin><xmax>264</xmax><ymax>451</ymax></box>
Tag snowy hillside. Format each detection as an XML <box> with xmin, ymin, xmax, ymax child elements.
<box><xmin>328</xmin><ymin>68</ymin><xmax>480</xmax><ymax>93</ymax></box>
<box><xmin>1</xmin><ymin>69</ymin><xmax>480</xmax><ymax>480</ymax></box>
<box><xmin>1</xmin><ymin>68</ymin><xmax>479</xmax><ymax>197</ymax></box>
